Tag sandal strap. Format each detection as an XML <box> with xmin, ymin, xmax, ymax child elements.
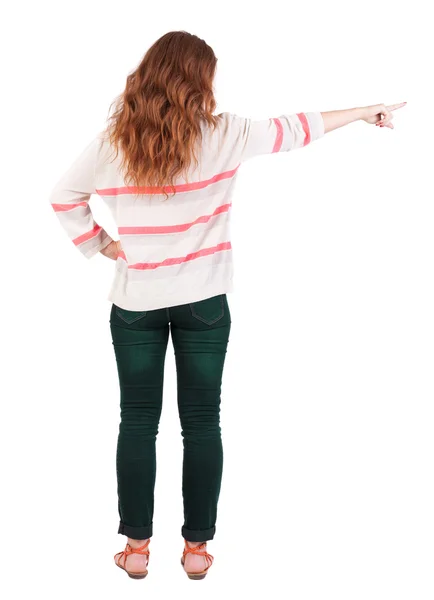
<box><xmin>183</xmin><ymin>541</ymin><xmax>214</xmax><ymax>567</ymax></box>
<box><xmin>119</xmin><ymin>540</ymin><xmax>151</xmax><ymax>569</ymax></box>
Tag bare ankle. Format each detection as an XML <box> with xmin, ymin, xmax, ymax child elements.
<box><xmin>128</xmin><ymin>537</ymin><xmax>149</xmax><ymax>548</ymax></box>
<box><xmin>186</xmin><ymin>540</ymin><xmax>206</xmax><ymax>547</ymax></box>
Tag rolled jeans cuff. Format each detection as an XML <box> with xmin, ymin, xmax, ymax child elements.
<box><xmin>181</xmin><ymin>525</ymin><xmax>216</xmax><ymax>542</ymax></box>
<box><xmin>118</xmin><ymin>520</ymin><xmax>153</xmax><ymax>539</ymax></box>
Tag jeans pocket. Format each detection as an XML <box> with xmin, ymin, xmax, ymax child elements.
<box><xmin>114</xmin><ymin>305</ymin><xmax>148</xmax><ymax>324</ymax></box>
<box><xmin>189</xmin><ymin>294</ymin><xmax>225</xmax><ymax>325</ymax></box>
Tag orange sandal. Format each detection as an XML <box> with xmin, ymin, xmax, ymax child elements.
<box><xmin>114</xmin><ymin>539</ymin><xmax>150</xmax><ymax>579</ymax></box>
<box><xmin>180</xmin><ymin>539</ymin><xmax>214</xmax><ymax>580</ymax></box>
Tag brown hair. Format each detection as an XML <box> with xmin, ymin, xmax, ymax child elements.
<box><xmin>105</xmin><ymin>31</ymin><xmax>220</xmax><ymax>200</ymax></box>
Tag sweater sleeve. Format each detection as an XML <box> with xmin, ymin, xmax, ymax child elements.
<box><xmin>48</xmin><ymin>135</ymin><xmax>114</xmax><ymax>259</ymax></box>
<box><xmin>233</xmin><ymin>111</ymin><xmax>325</xmax><ymax>162</ymax></box>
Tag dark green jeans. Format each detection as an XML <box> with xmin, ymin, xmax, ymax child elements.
<box><xmin>109</xmin><ymin>293</ymin><xmax>231</xmax><ymax>542</ymax></box>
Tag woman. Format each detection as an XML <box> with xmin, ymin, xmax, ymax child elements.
<box><xmin>48</xmin><ymin>30</ymin><xmax>406</xmax><ymax>580</ymax></box>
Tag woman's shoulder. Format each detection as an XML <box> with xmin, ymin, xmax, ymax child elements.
<box><xmin>91</xmin><ymin>128</ymin><xmax>121</xmax><ymax>172</ymax></box>
<box><xmin>211</xmin><ymin>111</ymin><xmax>249</xmax><ymax>136</ymax></box>
<box><xmin>215</xmin><ymin>111</ymin><xmax>246</xmax><ymax>123</ymax></box>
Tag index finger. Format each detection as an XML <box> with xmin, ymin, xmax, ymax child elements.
<box><xmin>387</xmin><ymin>102</ymin><xmax>407</xmax><ymax>111</ymax></box>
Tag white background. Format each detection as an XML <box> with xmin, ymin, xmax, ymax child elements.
<box><xmin>2</xmin><ymin>1</ymin><xmax>433</xmax><ymax>598</ymax></box>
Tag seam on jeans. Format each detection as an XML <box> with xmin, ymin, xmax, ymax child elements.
<box><xmin>223</xmin><ymin>294</ymin><xmax>231</xmax><ymax>324</ymax></box>
<box><xmin>115</xmin><ymin>306</ymin><xmax>148</xmax><ymax>324</ymax></box>
<box><xmin>189</xmin><ymin>294</ymin><xmax>224</xmax><ymax>325</ymax></box>
<box><xmin>166</xmin><ymin>306</ymin><xmax>170</xmax><ymax>322</ymax></box>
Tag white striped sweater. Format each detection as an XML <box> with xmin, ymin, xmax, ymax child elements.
<box><xmin>49</xmin><ymin>111</ymin><xmax>325</xmax><ymax>310</ymax></box>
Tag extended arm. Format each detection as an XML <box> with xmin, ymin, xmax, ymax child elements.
<box><xmin>321</xmin><ymin>102</ymin><xmax>407</xmax><ymax>133</ymax></box>
<box><xmin>235</xmin><ymin>101</ymin><xmax>406</xmax><ymax>162</ymax></box>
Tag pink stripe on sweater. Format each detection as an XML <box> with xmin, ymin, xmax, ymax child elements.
<box><xmin>126</xmin><ymin>241</ymin><xmax>232</xmax><ymax>270</ymax></box>
<box><xmin>73</xmin><ymin>224</ymin><xmax>102</xmax><ymax>246</ymax></box>
<box><xmin>118</xmin><ymin>203</ymin><xmax>232</xmax><ymax>235</ymax></box>
<box><xmin>272</xmin><ymin>118</ymin><xmax>284</xmax><ymax>152</ymax></box>
<box><xmin>296</xmin><ymin>113</ymin><xmax>311</xmax><ymax>146</ymax></box>
<box><xmin>96</xmin><ymin>166</ymin><xmax>240</xmax><ymax>197</ymax></box>
<box><xmin>51</xmin><ymin>202</ymin><xmax>88</xmax><ymax>212</ymax></box>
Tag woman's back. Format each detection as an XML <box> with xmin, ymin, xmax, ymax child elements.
<box><xmin>49</xmin><ymin>110</ymin><xmax>324</xmax><ymax>310</ymax></box>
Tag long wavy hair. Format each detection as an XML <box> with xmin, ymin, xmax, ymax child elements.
<box><xmin>105</xmin><ymin>31</ymin><xmax>220</xmax><ymax>201</ymax></box>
